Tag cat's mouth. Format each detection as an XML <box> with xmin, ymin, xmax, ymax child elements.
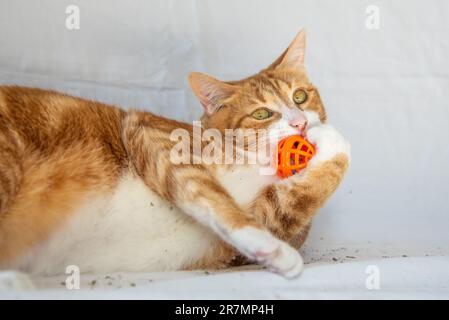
<box><xmin>269</xmin><ymin>128</ymin><xmax>305</xmax><ymax>142</ymax></box>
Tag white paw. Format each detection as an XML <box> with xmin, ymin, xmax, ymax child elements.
<box><xmin>0</xmin><ymin>271</ymin><xmax>35</xmax><ymax>291</ymax></box>
<box><xmin>267</xmin><ymin>241</ymin><xmax>304</xmax><ymax>279</ymax></box>
<box><xmin>230</xmin><ymin>227</ymin><xmax>304</xmax><ymax>278</ymax></box>
<box><xmin>305</xmin><ymin>124</ymin><xmax>351</xmax><ymax>165</ymax></box>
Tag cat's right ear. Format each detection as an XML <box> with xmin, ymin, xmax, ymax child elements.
<box><xmin>188</xmin><ymin>72</ymin><xmax>236</xmax><ymax>115</ymax></box>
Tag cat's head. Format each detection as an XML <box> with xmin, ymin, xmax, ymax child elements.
<box><xmin>189</xmin><ymin>29</ymin><xmax>326</xmax><ymax>140</ymax></box>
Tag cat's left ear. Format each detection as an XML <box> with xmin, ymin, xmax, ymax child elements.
<box><xmin>267</xmin><ymin>29</ymin><xmax>306</xmax><ymax>70</ymax></box>
<box><xmin>188</xmin><ymin>72</ymin><xmax>237</xmax><ymax>115</ymax></box>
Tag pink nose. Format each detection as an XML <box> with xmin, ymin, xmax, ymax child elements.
<box><xmin>289</xmin><ymin>115</ymin><xmax>307</xmax><ymax>131</ymax></box>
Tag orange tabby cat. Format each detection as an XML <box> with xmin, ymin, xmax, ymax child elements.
<box><xmin>0</xmin><ymin>30</ymin><xmax>350</xmax><ymax>278</ymax></box>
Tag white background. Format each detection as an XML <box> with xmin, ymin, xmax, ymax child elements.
<box><xmin>0</xmin><ymin>0</ymin><xmax>448</xmax><ymax>252</ymax></box>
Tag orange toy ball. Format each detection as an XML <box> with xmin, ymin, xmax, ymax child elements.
<box><xmin>276</xmin><ymin>135</ymin><xmax>315</xmax><ymax>178</ymax></box>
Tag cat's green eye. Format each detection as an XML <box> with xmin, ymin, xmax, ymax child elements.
<box><xmin>251</xmin><ymin>108</ymin><xmax>272</xmax><ymax>120</ymax></box>
<box><xmin>293</xmin><ymin>89</ymin><xmax>308</xmax><ymax>105</ymax></box>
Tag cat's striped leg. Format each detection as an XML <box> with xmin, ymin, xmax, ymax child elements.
<box><xmin>250</xmin><ymin>124</ymin><xmax>351</xmax><ymax>245</ymax></box>
<box><xmin>171</xmin><ymin>166</ymin><xmax>304</xmax><ymax>278</ymax></box>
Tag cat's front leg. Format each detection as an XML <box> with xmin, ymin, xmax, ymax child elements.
<box><xmin>250</xmin><ymin>123</ymin><xmax>350</xmax><ymax>244</ymax></box>
<box><xmin>171</xmin><ymin>166</ymin><xmax>303</xmax><ymax>278</ymax></box>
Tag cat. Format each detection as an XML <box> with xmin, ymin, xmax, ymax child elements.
<box><xmin>0</xmin><ymin>29</ymin><xmax>350</xmax><ymax>280</ymax></box>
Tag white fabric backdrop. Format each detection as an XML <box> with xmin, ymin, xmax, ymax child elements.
<box><xmin>0</xmin><ymin>0</ymin><xmax>448</xmax><ymax>252</ymax></box>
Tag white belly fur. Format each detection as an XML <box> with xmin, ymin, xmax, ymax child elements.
<box><xmin>216</xmin><ymin>164</ymin><xmax>278</xmax><ymax>207</ymax></box>
<box><xmin>13</xmin><ymin>174</ymin><xmax>219</xmax><ymax>276</ymax></box>
<box><xmin>13</xmin><ymin>165</ymin><xmax>276</xmax><ymax>276</ymax></box>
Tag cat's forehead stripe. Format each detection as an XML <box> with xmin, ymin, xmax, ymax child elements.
<box><xmin>247</xmin><ymin>76</ymin><xmax>290</xmax><ymax>108</ymax></box>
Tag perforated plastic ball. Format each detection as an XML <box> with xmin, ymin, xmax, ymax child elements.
<box><xmin>276</xmin><ymin>135</ymin><xmax>315</xmax><ymax>178</ymax></box>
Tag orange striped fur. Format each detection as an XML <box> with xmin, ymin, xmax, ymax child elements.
<box><xmin>0</xmin><ymin>30</ymin><xmax>350</xmax><ymax>277</ymax></box>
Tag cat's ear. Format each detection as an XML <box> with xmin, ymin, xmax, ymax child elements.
<box><xmin>188</xmin><ymin>72</ymin><xmax>236</xmax><ymax>115</ymax></box>
<box><xmin>268</xmin><ymin>29</ymin><xmax>306</xmax><ymax>70</ymax></box>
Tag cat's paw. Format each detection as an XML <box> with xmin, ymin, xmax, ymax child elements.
<box><xmin>260</xmin><ymin>240</ymin><xmax>304</xmax><ymax>278</ymax></box>
<box><xmin>305</xmin><ymin>124</ymin><xmax>351</xmax><ymax>165</ymax></box>
<box><xmin>0</xmin><ymin>271</ymin><xmax>35</xmax><ymax>291</ymax></box>
<box><xmin>230</xmin><ymin>227</ymin><xmax>303</xmax><ymax>278</ymax></box>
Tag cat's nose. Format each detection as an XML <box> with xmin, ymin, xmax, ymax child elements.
<box><xmin>289</xmin><ymin>115</ymin><xmax>307</xmax><ymax>131</ymax></box>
